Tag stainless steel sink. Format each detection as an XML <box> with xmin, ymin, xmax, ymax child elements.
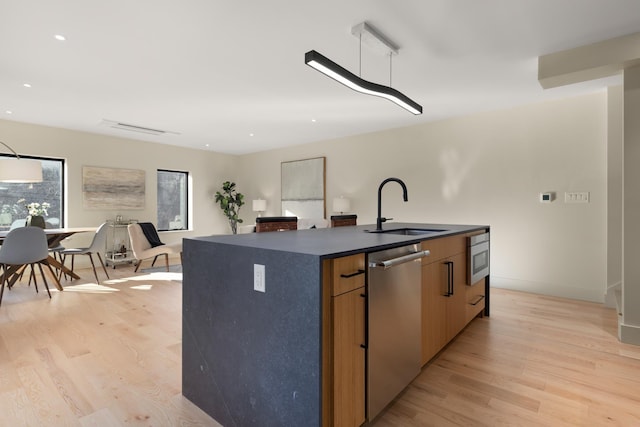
<box><xmin>367</xmin><ymin>228</ymin><xmax>447</xmax><ymax>235</ymax></box>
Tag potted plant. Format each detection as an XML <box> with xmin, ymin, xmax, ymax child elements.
<box><xmin>215</xmin><ymin>181</ymin><xmax>245</xmax><ymax>234</ymax></box>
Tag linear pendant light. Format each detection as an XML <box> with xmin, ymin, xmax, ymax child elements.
<box><xmin>305</xmin><ymin>50</ymin><xmax>422</xmax><ymax>115</ymax></box>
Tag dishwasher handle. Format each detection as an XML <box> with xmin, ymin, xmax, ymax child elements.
<box><xmin>370</xmin><ymin>250</ymin><xmax>430</xmax><ymax>270</ymax></box>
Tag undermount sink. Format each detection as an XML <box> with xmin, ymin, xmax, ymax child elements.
<box><xmin>367</xmin><ymin>228</ymin><xmax>448</xmax><ymax>236</ymax></box>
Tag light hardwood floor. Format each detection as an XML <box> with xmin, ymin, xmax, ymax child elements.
<box><xmin>374</xmin><ymin>289</ymin><xmax>640</xmax><ymax>426</ymax></box>
<box><xmin>1</xmin><ymin>265</ymin><xmax>639</xmax><ymax>426</ymax></box>
<box><xmin>0</xmin><ymin>262</ymin><xmax>218</xmax><ymax>426</ymax></box>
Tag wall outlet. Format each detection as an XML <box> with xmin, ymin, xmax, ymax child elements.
<box><xmin>564</xmin><ymin>191</ymin><xmax>590</xmax><ymax>203</ymax></box>
<box><xmin>254</xmin><ymin>264</ymin><xmax>265</xmax><ymax>293</ymax></box>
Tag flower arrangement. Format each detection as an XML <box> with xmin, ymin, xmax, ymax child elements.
<box><xmin>28</xmin><ymin>202</ymin><xmax>50</xmax><ymax>216</ymax></box>
<box><xmin>19</xmin><ymin>199</ymin><xmax>50</xmax><ymax>217</ymax></box>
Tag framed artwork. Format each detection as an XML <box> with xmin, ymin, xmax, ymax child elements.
<box><xmin>281</xmin><ymin>157</ymin><xmax>326</xmax><ymax>219</ymax></box>
<box><xmin>82</xmin><ymin>166</ymin><xmax>145</xmax><ymax>210</ymax></box>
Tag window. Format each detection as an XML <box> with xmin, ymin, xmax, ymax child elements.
<box><xmin>0</xmin><ymin>155</ymin><xmax>64</xmax><ymax>229</ymax></box>
<box><xmin>157</xmin><ymin>169</ymin><xmax>188</xmax><ymax>231</ymax></box>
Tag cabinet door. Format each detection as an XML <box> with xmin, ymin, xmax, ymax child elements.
<box><xmin>446</xmin><ymin>253</ymin><xmax>467</xmax><ymax>340</ymax></box>
<box><xmin>421</xmin><ymin>252</ymin><xmax>467</xmax><ymax>365</ymax></box>
<box><xmin>421</xmin><ymin>261</ymin><xmax>448</xmax><ymax>365</ymax></box>
<box><xmin>333</xmin><ymin>287</ymin><xmax>366</xmax><ymax>427</ymax></box>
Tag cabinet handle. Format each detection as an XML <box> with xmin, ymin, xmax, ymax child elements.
<box><xmin>470</xmin><ymin>295</ymin><xmax>485</xmax><ymax>306</ymax></box>
<box><xmin>444</xmin><ymin>261</ymin><xmax>454</xmax><ymax>297</ymax></box>
<box><xmin>450</xmin><ymin>261</ymin><xmax>454</xmax><ymax>296</ymax></box>
<box><xmin>340</xmin><ymin>269</ymin><xmax>365</xmax><ymax>279</ymax></box>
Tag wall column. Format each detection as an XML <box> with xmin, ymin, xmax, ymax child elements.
<box><xmin>622</xmin><ymin>65</ymin><xmax>640</xmax><ymax>344</ymax></box>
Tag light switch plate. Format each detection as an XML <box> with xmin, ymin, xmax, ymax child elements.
<box><xmin>565</xmin><ymin>191</ymin><xmax>590</xmax><ymax>203</ymax></box>
<box><xmin>254</xmin><ymin>264</ymin><xmax>265</xmax><ymax>293</ymax></box>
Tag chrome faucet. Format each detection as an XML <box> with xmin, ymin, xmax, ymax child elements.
<box><xmin>376</xmin><ymin>177</ymin><xmax>408</xmax><ymax>231</ymax></box>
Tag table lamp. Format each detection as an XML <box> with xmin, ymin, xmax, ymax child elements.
<box><xmin>252</xmin><ymin>199</ymin><xmax>267</xmax><ymax>217</ymax></box>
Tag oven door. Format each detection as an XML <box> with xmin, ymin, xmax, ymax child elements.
<box><xmin>468</xmin><ymin>234</ymin><xmax>490</xmax><ymax>284</ymax></box>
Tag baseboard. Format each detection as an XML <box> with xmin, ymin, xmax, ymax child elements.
<box><xmin>490</xmin><ymin>276</ymin><xmax>605</xmax><ymax>303</ymax></box>
<box><xmin>619</xmin><ymin>322</ymin><xmax>640</xmax><ymax>345</ymax></box>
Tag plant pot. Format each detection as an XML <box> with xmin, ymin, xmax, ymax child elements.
<box><xmin>27</xmin><ymin>215</ymin><xmax>46</xmax><ymax>228</ymax></box>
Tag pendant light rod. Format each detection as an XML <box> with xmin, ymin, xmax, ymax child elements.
<box><xmin>305</xmin><ymin>50</ymin><xmax>423</xmax><ymax>115</ymax></box>
<box><xmin>0</xmin><ymin>140</ymin><xmax>21</xmax><ymax>158</ymax></box>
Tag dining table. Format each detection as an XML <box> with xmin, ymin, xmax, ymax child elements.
<box><xmin>0</xmin><ymin>227</ymin><xmax>96</xmax><ymax>291</ymax></box>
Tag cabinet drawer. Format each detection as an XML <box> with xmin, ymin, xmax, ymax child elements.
<box><xmin>331</xmin><ymin>254</ymin><xmax>366</xmax><ymax>296</ymax></box>
<box><xmin>465</xmin><ymin>280</ymin><xmax>485</xmax><ymax>322</ymax></box>
<box><xmin>421</xmin><ymin>234</ymin><xmax>466</xmax><ymax>264</ymax></box>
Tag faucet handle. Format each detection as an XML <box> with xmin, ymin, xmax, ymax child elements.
<box><xmin>381</xmin><ymin>217</ymin><xmax>392</xmax><ymax>223</ymax></box>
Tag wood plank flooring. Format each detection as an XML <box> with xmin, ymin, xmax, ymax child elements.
<box><xmin>1</xmin><ymin>264</ymin><xmax>639</xmax><ymax>426</ymax></box>
<box><xmin>373</xmin><ymin>289</ymin><xmax>640</xmax><ymax>426</ymax></box>
<box><xmin>0</xmin><ymin>262</ymin><xmax>218</xmax><ymax>427</ymax></box>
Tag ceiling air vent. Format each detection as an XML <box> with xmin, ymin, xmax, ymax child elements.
<box><xmin>100</xmin><ymin>119</ymin><xmax>180</xmax><ymax>136</ymax></box>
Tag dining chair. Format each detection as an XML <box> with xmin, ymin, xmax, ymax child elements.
<box><xmin>127</xmin><ymin>222</ymin><xmax>182</xmax><ymax>272</ymax></box>
<box><xmin>0</xmin><ymin>226</ymin><xmax>60</xmax><ymax>305</ymax></box>
<box><xmin>59</xmin><ymin>222</ymin><xmax>110</xmax><ymax>283</ymax></box>
<box><xmin>5</xmin><ymin>220</ymin><xmax>62</xmax><ymax>284</ymax></box>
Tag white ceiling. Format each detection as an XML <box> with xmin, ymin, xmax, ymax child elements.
<box><xmin>2</xmin><ymin>1</ymin><xmax>640</xmax><ymax>155</ymax></box>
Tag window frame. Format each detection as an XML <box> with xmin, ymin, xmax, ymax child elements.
<box><xmin>0</xmin><ymin>153</ymin><xmax>65</xmax><ymax>228</ymax></box>
<box><xmin>156</xmin><ymin>168</ymin><xmax>189</xmax><ymax>232</ymax></box>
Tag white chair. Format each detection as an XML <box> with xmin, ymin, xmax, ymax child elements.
<box><xmin>0</xmin><ymin>227</ymin><xmax>60</xmax><ymax>305</ymax></box>
<box><xmin>59</xmin><ymin>223</ymin><xmax>110</xmax><ymax>283</ymax></box>
<box><xmin>9</xmin><ymin>219</ymin><xmax>26</xmax><ymax>230</ymax></box>
<box><xmin>127</xmin><ymin>223</ymin><xmax>182</xmax><ymax>272</ymax></box>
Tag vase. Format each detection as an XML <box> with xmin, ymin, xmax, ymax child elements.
<box><xmin>27</xmin><ymin>215</ymin><xmax>46</xmax><ymax>228</ymax></box>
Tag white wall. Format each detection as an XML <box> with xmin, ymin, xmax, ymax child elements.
<box><xmin>239</xmin><ymin>93</ymin><xmax>608</xmax><ymax>302</ymax></box>
<box><xmin>1</xmin><ymin>119</ymin><xmax>240</xmax><ymax>266</ymax></box>
<box><xmin>622</xmin><ymin>66</ymin><xmax>640</xmax><ymax>343</ymax></box>
<box><xmin>2</xmin><ymin>92</ymin><xmax>610</xmax><ymax>302</ymax></box>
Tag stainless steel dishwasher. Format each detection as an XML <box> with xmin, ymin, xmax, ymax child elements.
<box><xmin>367</xmin><ymin>244</ymin><xmax>430</xmax><ymax>420</ymax></box>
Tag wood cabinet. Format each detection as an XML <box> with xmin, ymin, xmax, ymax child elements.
<box><xmin>322</xmin><ymin>253</ymin><xmax>366</xmax><ymax>427</ymax></box>
<box><xmin>322</xmin><ymin>231</ymin><xmax>489</xmax><ymax>424</ymax></box>
<box><xmin>420</xmin><ymin>234</ymin><xmax>468</xmax><ymax>365</ymax></box>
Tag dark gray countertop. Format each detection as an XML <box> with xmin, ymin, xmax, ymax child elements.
<box><xmin>187</xmin><ymin>223</ymin><xmax>489</xmax><ymax>259</ymax></box>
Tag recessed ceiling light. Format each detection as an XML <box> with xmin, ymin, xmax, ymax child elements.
<box><xmin>5</xmin><ymin>110</ymin><xmax>12</xmax><ymax>115</ymax></box>
<box><xmin>249</xmin><ymin>133</ymin><xmax>254</xmax><ymax>137</ymax></box>
<box><xmin>311</xmin><ymin>118</ymin><xmax>317</xmax><ymax>123</ymax></box>
<box><xmin>23</xmin><ymin>83</ymin><xmax>31</xmax><ymax>88</ymax></box>
<box><xmin>54</xmin><ymin>34</ymin><xmax>66</xmax><ymax>41</ymax></box>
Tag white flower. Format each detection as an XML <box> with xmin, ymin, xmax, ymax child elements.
<box><xmin>26</xmin><ymin>202</ymin><xmax>50</xmax><ymax>216</ymax></box>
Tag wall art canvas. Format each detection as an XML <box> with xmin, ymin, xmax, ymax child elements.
<box><xmin>281</xmin><ymin>157</ymin><xmax>325</xmax><ymax>219</ymax></box>
<box><xmin>83</xmin><ymin>166</ymin><xmax>145</xmax><ymax>210</ymax></box>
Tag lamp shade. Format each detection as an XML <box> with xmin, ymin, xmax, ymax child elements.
<box><xmin>333</xmin><ymin>197</ymin><xmax>351</xmax><ymax>213</ymax></box>
<box><xmin>0</xmin><ymin>157</ymin><xmax>43</xmax><ymax>183</ymax></box>
<box><xmin>252</xmin><ymin>199</ymin><xmax>267</xmax><ymax>212</ymax></box>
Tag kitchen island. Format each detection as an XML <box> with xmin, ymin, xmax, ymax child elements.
<box><xmin>182</xmin><ymin>223</ymin><xmax>489</xmax><ymax>427</ymax></box>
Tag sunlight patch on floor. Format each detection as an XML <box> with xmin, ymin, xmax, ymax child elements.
<box><xmin>119</xmin><ymin>272</ymin><xmax>182</xmax><ymax>282</ymax></box>
<box><xmin>130</xmin><ymin>284</ymin><xmax>153</xmax><ymax>290</ymax></box>
<box><xmin>62</xmin><ymin>283</ymin><xmax>120</xmax><ymax>293</ymax></box>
